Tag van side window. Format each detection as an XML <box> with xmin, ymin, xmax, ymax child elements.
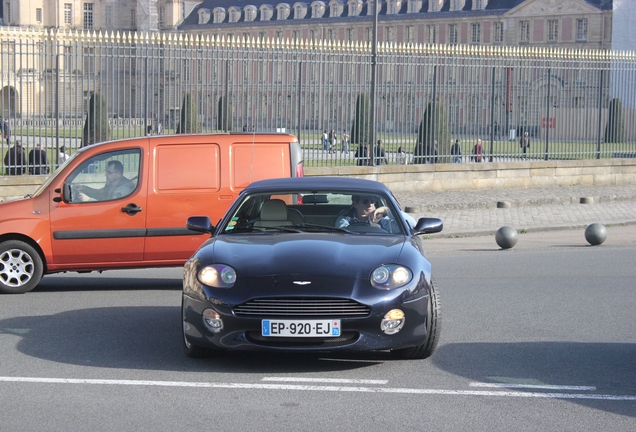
<box><xmin>66</xmin><ymin>149</ymin><xmax>141</xmax><ymax>203</ymax></box>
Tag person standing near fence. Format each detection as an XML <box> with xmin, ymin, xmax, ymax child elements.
<box><xmin>355</xmin><ymin>142</ymin><xmax>369</xmax><ymax>166</ymax></box>
<box><xmin>3</xmin><ymin>139</ymin><xmax>25</xmax><ymax>175</ymax></box>
<box><xmin>2</xmin><ymin>118</ymin><xmax>10</xmax><ymax>146</ymax></box>
<box><xmin>328</xmin><ymin>129</ymin><xmax>337</xmax><ymax>153</ymax></box>
<box><xmin>397</xmin><ymin>146</ymin><xmax>407</xmax><ymax>165</ymax></box>
<box><xmin>322</xmin><ymin>130</ymin><xmax>329</xmax><ymax>151</ymax></box>
<box><xmin>471</xmin><ymin>138</ymin><xmax>483</xmax><ymax>162</ymax></box>
<box><xmin>28</xmin><ymin>143</ymin><xmax>49</xmax><ymax>175</ymax></box>
<box><xmin>374</xmin><ymin>139</ymin><xmax>387</xmax><ymax>165</ymax></box>
<box><xmin>413</xmin><ymin>142</ymin><xmax>426</xmax><ymax>164</ymax></box>
<box><xmin>341</xmin><ymin>130</ymin><xmax>350</xmax><ymax>153</ymax></box>
<box><xmin>58</xmin><ymin>145</ymin><xmax>70</xmax><ymax>164</ymax></box>
<box><xmin>451</xmin><ymin>139</ymin><xmax>462</xmax><ymax>163</ymax></box>
<box><xmin>520</xmin><ymin>132</ymin><xmax>530</xmax><ymax>159</ymax></box>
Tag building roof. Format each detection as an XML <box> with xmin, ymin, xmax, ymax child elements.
<box><xmin>180</xmin><ymin>0</ymin><xmax>611</xmax><ymax>29</ymax></box>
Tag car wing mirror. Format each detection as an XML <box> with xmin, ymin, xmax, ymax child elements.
<box><xmin>187</xmin><ymin>216</ymin><xmax>215</xmax><ymax>234</ymax></box>
<box><xmin>413</xmin><ymin>217</ymin><xmax>443</xmax><ymax>235</ymax></box>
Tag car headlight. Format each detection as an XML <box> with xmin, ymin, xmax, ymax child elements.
<box><xmin>197</xmin><ymin>264</ymin><xmax>237</xmax><ymax>288</ymax></box>
<box><xmin>370</xmin><ymin>265</ymin><xmax>412</xmax><ymax>290</ymax></box>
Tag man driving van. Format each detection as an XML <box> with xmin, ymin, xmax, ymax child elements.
<box><xmin>77</xmin><ymin>160</ymin><xmax>135</xmax><ymax>201</ymax></box>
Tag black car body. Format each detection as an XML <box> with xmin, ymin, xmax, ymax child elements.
<box><xmin>182</xmin><ymin>177</ymin><xmax>443</xmax><ymax>359</ymax></box>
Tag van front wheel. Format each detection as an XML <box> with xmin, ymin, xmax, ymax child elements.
<box><xmin>0</xmin><ymin>240</ymin><xmax>44</xmax><ymax>294</ymax></box>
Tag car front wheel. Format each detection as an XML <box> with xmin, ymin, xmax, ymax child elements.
<box><xmin>391</xmin><ymin>278</ymin><xmax>441</xmax><ymax>360</ymax></box>
<box><xmin>0</xmin><ymin>240</ymin><xmax>44</xmax><ymax>294</ymax></box>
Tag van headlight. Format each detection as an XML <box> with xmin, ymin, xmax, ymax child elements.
<box><xmin>370</xmin><ymin>265</ymin><xmax>412</xmax><ymax>290</ymax></box>
<box><xmin>198</xmin><ymin>264</ymin><xmax>237</xmax><ymax>288</ymax></box>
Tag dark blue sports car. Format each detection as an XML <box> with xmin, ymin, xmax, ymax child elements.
<box><xmin>182</xmin><ymin>177</ymin><xmax>443</xmax><ymax>359</ymax></box>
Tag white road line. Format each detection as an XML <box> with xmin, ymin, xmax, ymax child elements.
<box><xmin>262</xmin><ymin>377</ymin><xmax>388</xmax><ymax>384</ymax></box>
<box><xmin>0</xmin><ymin>377</ymin><xmax>634</xmax><ymax>401</ymax></box>
<box><xmin>470</xmin><ymin>382</ymin><xmax>597</xmax><ymax>391</ymax></box>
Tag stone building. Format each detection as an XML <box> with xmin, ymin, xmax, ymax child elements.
<box><xmin>179</xmin><ymin>0</ymin><xmax>613</xmax><ymax>51</ymax></box>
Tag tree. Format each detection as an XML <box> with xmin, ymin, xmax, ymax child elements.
<box><xmin>350</xmin><ymin>93</ymin><xmax>370</xmax><ymax>146</ymax></box>
<box><xmin>217</xmin><ymin>96</ymin><xmax>233</xmax><ymax>131</ymax></box>
<box><xmin>82</xmin><ymin>92</ymin><xmax>110</xmax><ymax>147</ymax></box>
<box><xmin>415</xmin><ymin>100</ymin><xmax>451</xmax><ymax>163</ymax></box>
<box><xmin>176</xmin><ymin>93</ymin><xmax>201</xmax><ymax>133</ymax></box>
<box><xmin>604</xmin><ymin>98</ymin><xmax>625</xmax><ymax>143</ymax></box>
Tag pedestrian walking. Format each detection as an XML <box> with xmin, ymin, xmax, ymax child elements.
<box><xmin>471</xmin><ymin>138</ymin><xmax>483</xmax><ymax>162</ymax></box>
<box><xmin>3</xmin><ymin>139</ymin><xmax>26</xmax><ymax>175</ymax></box>
<box><xmin>328</xmin><ymin>129</ymin><xmax>337</xmax><ymax>153</ymax></box>
<box><xmin>451</xmin><ymin>139</ymin><xmax>462</xmax><ymax>163</ymax></box>
<box><xmin>28</xmin><ymin>143</ymin><xmax>49</xmax><ymax>174</ymax></box>
<box><xmin>397</xmin><ymin>146</ymin><xmax>407</xmax><ymax>165</ymax></box>
<box><xmin>2</xmin><ymin>118</ymin><xmax>10</xmax><ymax>146</ymax></box>
<box><xmin>341</xmin><ymin>130</ymin><xmax>350</xmax><ymax>153</ymax></box>
<box><xmin>58</xmin><ymin>145</ymin><xmax>70</xmax><ymax>164</ymax></box>
<box><xmin>322</xmin><ymin>130</ymin><xmax>329</xmax><ymax>151</ymax></box>
<box><xmin>520</xmin><ymin>131</ymin><xmax>531</xmax><ymax>158</ymax></box>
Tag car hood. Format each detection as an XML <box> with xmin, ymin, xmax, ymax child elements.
<box><xmin>203</xmin><ymin>233</ymin><xmax>406</xmax><ymax>279</ymax></box>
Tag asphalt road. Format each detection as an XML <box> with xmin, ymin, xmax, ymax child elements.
<box><xmin>1</xmin><ymin>229</ymin><xmax>634</xmax><ymax>431</ymax></box>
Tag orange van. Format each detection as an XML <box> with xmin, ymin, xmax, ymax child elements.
<box><xmin>0</xmin><ymin>133</ymin><xmax>303</xmax><ymax>293</ymax></box>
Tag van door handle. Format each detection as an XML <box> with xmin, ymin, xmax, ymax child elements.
<box><xmin>122</xmin><ymin>203</ymin><xmax>143</xmax><ymax>215</ymax></box>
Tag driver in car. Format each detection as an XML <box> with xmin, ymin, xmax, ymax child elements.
<box><xmin>76</xmin><ymin>160</ymin><xmax>135</xmax><ymax>201</ymax></box>
<box><xmin>336</xmin><ymin>195</ymin><xmax>395</xmax><ymax>231</ymax></box>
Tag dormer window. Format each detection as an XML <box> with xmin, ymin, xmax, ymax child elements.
<box><xmin>387</xmin><ymin>0</ymin><xmax>401</xmax><ymax>14</ymax></box>
<box><xmin>428</xmin><ymin>0</ymin><xmax>442</xmax><ymax>12</ymax></box>
<box><xmin>473</xmin><ymin>0</ymin><xmax>487</xmax><ymax>10</ymax></box>
<box><xmin>311</xmin><ymin>1</ymin><xmax>325</xmax><ymax>18</ymax></box>
<box><xmin>260</xmin><ymin>4</ymin><xmax>274</xmax><ymax>20</ymax></box>
<box><xmin>450</xmin><ymin>0</ymin><xmax>464</xmax><ymax>11</ymax></box>
<box><xmin>329</xmin><ymin>0</ymin><xmax>343</xmax><ymax>17</ymax></box>
<box><xmin>198</xmin><ymin>8</ymin><xmax>211</xmax><ymax>24</ymax></box>
<box><xmin>348</xmin><ymin>0</ymin><xmax>361</xmax><ymax>16</ymax></box>
<box><xmin>277</xmin><ymin>4</ymin><xmax>291</xmax><ymax>19</ymax></box>
<box><xmin>212</xmin><ymin>8</ymin><xmax>225</xmax><ymax>24</ymax></box>
<box><xmin>245</xmin><ymin>6</ymin><xmax>257</xmax><ymax>21</ymax></box>
<box><xmin>407</xmin><ymin>0</ymin><xmax>421</xmax><ymax>13</ymax></box>
<box><xmin>294</xmin><ymin>2</ymin><xmax>308</xmax><ymax>18</ymax></box>
<box><xmin>228</xmin><ymin>6</ymin><xmax>241</xmax><ymax>23</ymax></box>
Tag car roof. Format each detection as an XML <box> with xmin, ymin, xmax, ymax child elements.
<box><xmin>244</xmin><ymin>177</ymin><xmax>394</xmax><ymax>195</ymax></box>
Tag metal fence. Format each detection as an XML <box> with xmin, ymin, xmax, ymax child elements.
<box><xmin>1</xmin><ymin>27</ymin><xmax>636</xmax><ymax>175</ymax></box>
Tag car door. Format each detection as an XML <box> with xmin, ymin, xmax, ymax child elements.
<box><xmin>49</xmin><ymin>148</ymin><xmax>147</xmax><ymax>266</ymax></box>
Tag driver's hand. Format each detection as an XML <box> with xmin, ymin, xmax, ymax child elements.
<box><xmin>372</xmin><ymin>206</ymin><xmax>390</xmax><ymax>223</ymax></box>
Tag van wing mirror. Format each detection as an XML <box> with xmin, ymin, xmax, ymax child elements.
<box><xmin>187</xmin><ymin>216</ymin><xmax>215</xmax><ymax>234</ymax></box>
<box><xmin>62</xmin><ymin>183</ymin><xmax>73</xmax><ymax>203</ymax></box>
<box><xmin>413</xmin><ymin>217</ymin><xmax>443</xmax><ymax>235</ymax></box>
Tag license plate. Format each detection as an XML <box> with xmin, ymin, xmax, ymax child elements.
<box><xmin>262</xmin><ymin>319</ymin><xmax>341</xmax><ymax>337</ymax></box>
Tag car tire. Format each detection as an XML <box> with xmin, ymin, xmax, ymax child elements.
<box><xmin>391</xmin><ymin>278</ymin><xmax>441</xmax><ymax>360</ymax></box>
<box><xmin>0</xmin><ymin>240</ymin><xmax>44</xmax><ymax>294</ymax></box>
<box><xmin>182</xmin><ymin>298</ymin><xmax>214</xmax><ymax>358</ymax></box>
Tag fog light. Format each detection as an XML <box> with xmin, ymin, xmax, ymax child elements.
<box><xmin>202</xmin><ymin>309</ymin><xmax>223</xmax><ymax>333</ymax></box>
<box><xmin>381</xmin><ymin>309</ymin><xmax>405</xmax><ymax>335</ymax></box>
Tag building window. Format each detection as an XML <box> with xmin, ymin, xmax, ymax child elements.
<box><xmin>427</xmin><ymin>25</ymin><xmax>437</xmax><ymax>43</ymax></box>
<box><xmin>471</xmin><ymin>23</ymin><xmax>480</xmax><ymax>44</ymax></box>
<box><xmin>406</xmin><ymin>25</ymin><xmax>415</xmax><ymax>43</ymax></box>
<box><xmin>131</xmin><ymin>9</ymin><xmax>136</xmax><ymax>29</ymax></box>
<box><xmin>246</xmin><ymin>7</ymin><xmax>256</xmax><ymax>21</ymax></box>
<box><xmin>494</xmin><ymin>22</ymin><xmax>504</xmax><ymax>43</ymax></box>
<box><xmin>386</xmin><ymin>26</ymin><xmax>395</xmax><ymax>43</ymax></box>
<box><xmin>5</xmin><ymin>2</ymin><xmax>10</xmax><ymax>23</ymax></box>
<box><xmin>548</xmin><ymin>19</ymin><xmax>558</xmax><ymax>42</ymax></box>
<box><xmin>158</xmin><ymin>7</ymin><xmax>165</xmax><ymax>27</ymax></box>
<box><xmin>347</xmin><ymin>28</ymin><xmax>355</xmax><ymax>41</ymax></box>
<box><xmin>520</xmin><ymin>20</ymin><xmax>530</xmax><ymax>43</ymax></box>
<box><xmin>309</xmin><ymin>29</ymin><xmax>317</xmax><ymax>41</ymax></box>
<box><xmin>449</xmin><ymin>24</ymin><xmax>458</xmax><ymax>44</ymax></box>
<box><xmin>105</xmin><ymin>5</ymin><xmax>112</xmax><ymax>27</ymax></box>
<box><xmin>366</xmin><ymin>27</ymin><xmax>373</xmax><ymax>42</ymax></box>
<box><xmin>36</xmin><ymin>8</ymin><xmax>43</xmax><ymax>22</ymax></box>
<box><xmin>83</xmin><ymin>3</ymin><xmax>94</xmax><ymax>30</ymax></box>
<box><xmin>64</xmin><ymin>4</ymin><xmax>73</xmax><ymax>25</ymax></box>
<box><xmin>259</xmin><ymin>31</ymin><xmax>267</xmax><ymax>40</ymax></box>
<box><xmin>474</xmin><ymin>0</ymin><xmax>483</xmax><ymax>9</ymax></box>
<box><xmin>576</xmin><ymin>18</ymin><xmax>588</xmax><ymax>41</ymax></box>
<box><xmin>276</xmin><ymin>30</ymin><xmax>284</xmax><ymax>41</ymax></box>
<box><xmin>292</xmin><ymin>30</ymin><xmax>300</xmax><ymax>40</ymax></box>
<box><xmin>327</xmin><ymin>28</ymin><xmax>335</xmax><ymax>40</ymax></box>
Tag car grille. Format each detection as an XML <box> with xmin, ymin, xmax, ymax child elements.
<box><xmin>233</xmin><ymin>298</ymin><xmax>370</xmax><ymax>317</ymax></box>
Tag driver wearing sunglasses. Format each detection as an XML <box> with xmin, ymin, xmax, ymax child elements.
<box><xmin>336</xmin><ymin>195</ymin><xmax>394</xmax><ymax>231</ymax></box>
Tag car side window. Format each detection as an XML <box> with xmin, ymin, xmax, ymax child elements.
<box><xmin>66</xmin><ymin>149</ymin><xmax>141</xmax><ymax>203</ymax></box>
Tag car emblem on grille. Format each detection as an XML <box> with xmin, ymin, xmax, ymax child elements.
<box><xmin>293</xmin><ymin>281</ymin><xmax>311</xmax><ymax>285</ymax></box>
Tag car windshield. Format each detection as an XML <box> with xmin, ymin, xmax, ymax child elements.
<box><xmin>221</xmin><ymin>190</ymin><xmax>406</xmax><ymax>235</ymax></box>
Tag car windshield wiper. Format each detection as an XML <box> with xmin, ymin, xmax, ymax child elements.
<box><xmin>252</xmin><ymin>225</ymin><xmax>303</xmax><ymax>233</ymax></box>
<box><xmin>293</xmin><ymin>223</ymin><xmax>357</xmax><ymax>234</ymax></box>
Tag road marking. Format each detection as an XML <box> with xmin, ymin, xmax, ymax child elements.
<box><xmin>262</xmin><ymin>377</ymin><xmax>388</xmax><ymax>384</ymax></box>
<box><xmin>470</xmin><ymin>382</ymin><xmax>597</xmax><ymax>391</ymax></box>
<box><xmin>0</xmin><ymin>377</ymin><xmax>634</xmax><ymax>401</ymax></box>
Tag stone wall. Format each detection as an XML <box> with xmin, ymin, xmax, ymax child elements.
<box><xmin>2</xmin><ymin>158</ymin><xmax>636</xmax><ymax>202</ymax></box>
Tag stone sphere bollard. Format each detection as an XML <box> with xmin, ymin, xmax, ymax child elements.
<box><xmin>585</xmin><ymin>223</ymin><xmax>607</xmax><ymax>246</ymax></box>
<box><xmin>495</xmin><ymin>226</ymin><xmax>518</xmax><ymax>249</ymax></box>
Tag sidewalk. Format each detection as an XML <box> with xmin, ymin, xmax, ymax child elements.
<box><xmin>394</xmin><ymin>184</ymin><xmax>636</xmax><ymax>237</ymax></box>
